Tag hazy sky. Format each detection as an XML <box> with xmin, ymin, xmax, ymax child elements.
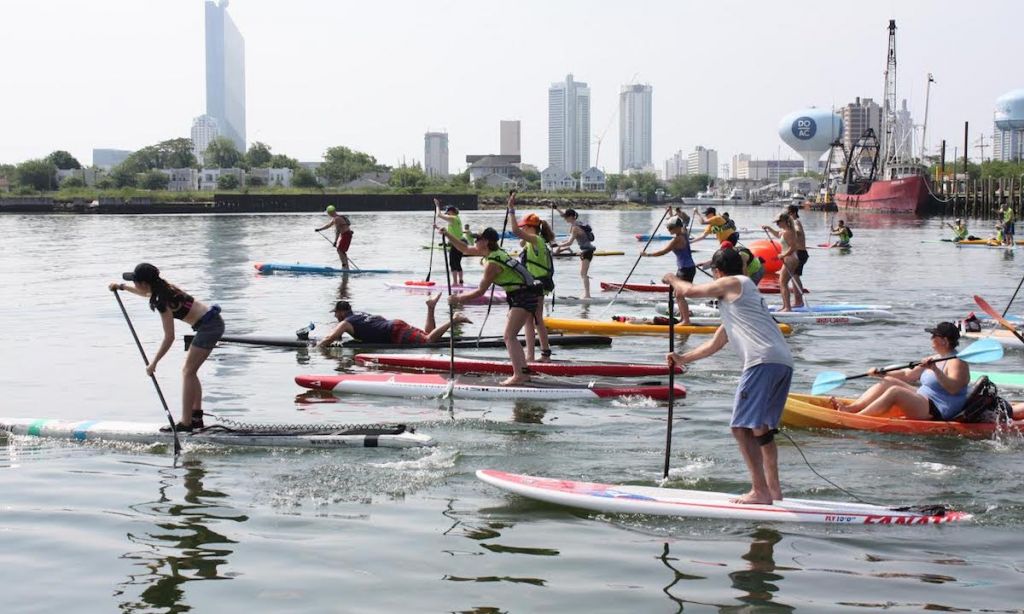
<box><xmin>2</xmin><ymin>0</ymin><xmax>1021</xmax><ymax>172</ymax></box>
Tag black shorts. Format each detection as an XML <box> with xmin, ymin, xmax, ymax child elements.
<box><xmin>676</xmin><ymin>266</ymin><xmax>696</xmax><ymax>282</ymax></box>
<box><xmin>1004</xmin><ymin>221</ymin><xmax>1016</xmax><ymax>236</ymax></box>
<box><xmin>579</xmin><ymin>248</ymin><xmax>596</xmax><ymax>261</ymax></box>
<box><xmin>448</xmin><ymin>247</ymin><xmax>463</xmax><ymax>272</ymax></box>
<box><xmin>927</xmin><ymin>399</ymin><xmax>945</xmax><ymax>421</ymax></box>
<box><xmin>506</xmin><ymin>288</ymin><xmax>541</xmax><ymax>312</ymax></box>
<box><xmin>190</xmin><ymin>307</ymin><xmax>224</xmax><ymax>350</ymax></box>
<box><xmin>795</xmin><ymin>250</ymin><xmax>809</xmax><ymax>275</ymax></box>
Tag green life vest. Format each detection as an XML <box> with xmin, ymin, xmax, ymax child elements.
<box><xmin>486</xmin><ymin>248</ymin><xmax>539</xmax><ymax>293</ymax></box>
<box><xmin>738</xmin><ymin>247</ymin><xmax>762</xmax><ymax>277</ymax></box>
<box><xmin>522</xmin><ymin>237</ymin><xmax>553</xmax><ymax>280</ymax></box>
<box><xmin>1005</xmin><ymin>208</ymin><xmax>1014</xmax><ymax>223</ymax></box>
<box><xmin>839</xmin><ymin>227</ymin><xmax>852</xmax><ymax>243</ymax></box>
<box><xmin>447</xmin><ymin>215</ymin><xmax>465</xmax><ymax>241</ymax></box>
<box><xmin>954</xmin><ymin>225</ymin><xmax>967</xmax><ymax>240</ymax></box>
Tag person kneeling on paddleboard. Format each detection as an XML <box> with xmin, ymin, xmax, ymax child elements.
<box><xmin>110</xmin><ymin>263</ymin><xmax>224</xmax><ymax>432</ymax></box>
<box><xmin>664</xmin><ymin>247</ymin><xmax>794</xmax><ymax>505</ymax></box>
<box><xmin>833</xmin><ymin>322</ymin><xmax>970</xmax><ymax>420</ymax></box>
<box><xmin>440</xmin><ymin>225</ymin><xmax>545</xmax><ymax>386</ymax></box>
<box><xmin>318</xmin><ymin>297</ymin><xmax>470</xmax><ymax>348</ymax></box>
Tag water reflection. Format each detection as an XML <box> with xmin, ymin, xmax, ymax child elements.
<box><xmin>115</xmin><ymin>459</ymin><xmax>248</xmax><ymax>612</ymax></box>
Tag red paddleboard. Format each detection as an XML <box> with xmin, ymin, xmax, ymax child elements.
<box><xmin>600</xmin><ymin>281</ymin><xmax>669</xmax><ymax>293</ymax></box>
<box><xmin>758</xmin><ymin>275</ymin><xmax>810</xmax><ymax>295</ymax></box>
<box><xmin>355</xmin><ymin>353</ymin><xmax>682</xmax><ymax>377</ymax></box>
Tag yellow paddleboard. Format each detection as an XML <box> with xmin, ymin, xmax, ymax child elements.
<box><xmin>543</xmin><ymin>317</ymin><xmax>792</xmax><ymax>336</ymax></box>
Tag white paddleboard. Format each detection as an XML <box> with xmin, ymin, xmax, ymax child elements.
<box><xmin>962</xmin><ymin>329</ymin><xmax>1024</xmax><ymax>348</ymax></box>
<box><xmin>476</xmin><ymin>470</ymin><xmax>970</xmax><ymax>525</ymax></box>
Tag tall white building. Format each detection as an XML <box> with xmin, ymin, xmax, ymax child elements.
<box><xmin>664</xmin><ymin>150</ymin><xmax>688</xmax><ymax>180</ymax></box>
<box><xmin>548</xmin><ymin>74</ymin><xmax>591</xmax><ymax>174</ymax></box>
<box><xmin>619</xmin><ymin>84</ymin><xmax>653</xmax><ymax>172</ymax></box>
<box><xmin>191</xmin><ymin>114</ymin><xmax>221</xmax><ymax>164</ymax></box>
<box><xmin>424</xmin><ymin>132</ymin><xmax>449</xmax><ymax>178</ymax></box>
<box><xmin>841</xmin><ymin>97</ymin><xmax>882</xmax><ymax>152</ymax></box>
<box><xmin>687</xmin><ymin>146</ymin><xmax>718</xmax><ymax>178</ymax></box>
<box><xmin>500</xmin><ymin>120</ymin><xmax>521</xmax><ymax>156</ymax></box>
<box><xmin>993</xmin><ymin>125</ymin><xmax>1024</xmax><ymax>162</ymax></box>
<box><xmin>204</xmin><ymin>0</ymin><xmax>246</xmax><ymax>151</ymax></box>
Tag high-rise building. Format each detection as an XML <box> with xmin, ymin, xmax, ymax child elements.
<box><xmin>993</xmin><ymin>124</ymin><xmax>1023</xmax><ymax>162</ymax></box>
<box><xmin>664</xmin><ymin>150</ymin><xmax>688</xmax><ymax>180</ymax></box>
<box><xmin>500</xmin><ymin>120</ymin><xmax>521</xmax><ymax>156</ymax></box>
<box><xmin>424</xmin><ymin>132</ymin><xmax>449</xmax><ymax>178</ymax></box>
<box><xmin>893</xmin><ymin>99</ymin><xmax>914</xmax><ymax>160</ymax></box>
<box><xmin>205</xmin><ymin>0</ymin><xmax>246</xmax><ymax>151</ymax></box>
<box><xmin>619</xmin><ymin>84</ymin><xmax>653</xmax><ymax>172</ymax></box>
<box><xmin>733</xmin><ymin>156</ymin><xmax>806</xmax><ymax>182</ymax></box>
<box><xmin>548</xmin><ymin>74</ymin><xmax>591</xmax><ymax>174</ymax></box>
<box><xmin>191</xmin><ymin>114</ymin><xmax>221</xmax><ymax>164</ymax></box>
<box><xmin>840</xmin><ymin>97</ymin><xmax>882</xmax><ymax>152</ymax></box>
<box><xmin>687</xmin><ymin>146</ymin><xmax>718</xmax><ymax>178</ymax></box>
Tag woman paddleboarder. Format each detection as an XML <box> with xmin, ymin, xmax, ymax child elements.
<box><xmin>109</xmin><ymin>263</ymin><xmax>223</xmax><ymax>431</ymax></box>
<box><xmin>641</xmin><ymin>209</ymin><xmax>695</xmax><ymax>325</ymax></box>
<box><xmin>508</xmin><ymin>207</ymin><xmax>555</xmax><ymax>361</ymax></box>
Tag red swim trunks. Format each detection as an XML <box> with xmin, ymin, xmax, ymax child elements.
<box><xmin>336</xmin><ymin>229</ymin><xmax>354</xmax><ymax>253</ymax></box>
<box><xmin>389</xmin><ymin>319</ymin><xmax>428</xmax><ymax>344</ymax></box>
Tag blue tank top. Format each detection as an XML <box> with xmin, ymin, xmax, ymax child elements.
<box><xmin>916</xmin><ymin>358</ymin><xmax>968</xmax><ymax>420</ymax></box>
<box><xmin>345</xmin><ymin>312</ymin><xmax>393</xmax><ymax>343</ymax></box>
<box><xmin>672</xmin><ymin>239</ymin><xmax>694</xmax><ymax>269</ymax></box>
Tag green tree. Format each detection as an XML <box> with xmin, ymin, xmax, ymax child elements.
<box><xmin>448</xmin><ymin>169</ymin><xmax>470</xmax><ymax>187</ymax></box>
<box><xmin>669</xmin><ymin>174</ymin><xmax>710</xmax><ymax>198</ymax></box>
<box><xmin>246</xmin><ymin>174</ymin><xmax>265</xmax><ymax>187</ymax></box>
<box><xmin>95</xmin><ymin>176</ymin><xmax>115</xmax><ymax>189</ymax></box>
<box><xmin>245</xmin><ymin>141</ymin><xmax>273</xmax><ymax>168</ymax></box>
<box><xmin>15</xmin><ymin>159</ymin><xmax>58</xmax><ymax>191</ymax></box>
<box><xmin>204</xmin><ymin>137</ymin><xmax>242</xmax><ymax>168</ymax></box>
<box><xmin>109</xmin><ymin>165</ymin><xmax>138</xmax><ymax>188</ymax></box>
<box><xmin>317</xmin><ymin>146</ymin><xmax>384</xmax><ymax>186</ymax></box>
<box><xmin>119</xmin><ymin>138</ymin><xmax>196</xmax><ymax>174</ymax></box>
<box><xmin>292</xmin><ymin>167</ymin><xmax>321</xmax><ymax>188</ymax></box>
<box><xmin>388</xmin><ymin>164</ymin><xmax>427</xmax><ymax>190</ymax></box>
<box><xmin>269</xmin><ymin>153</ymin><xmax>300</xmax><ymax>170</ymax></box>
<box><xmin>60</xmin><ymin>175</ymin><xmax>86</xmax><ymax>188</ymax></box>
<box><xmin>46</xmin><ymin>150</ymin><xmax>82</xmax><ymax>170</ymax></box>
<box><xmin>140</xmin><ymin>170</ymin><xmax>170</xmax><ymax>190</ymax></box>
<box><xmin>521</xmin><ymin>168</ymin><xmax>541</xmax><ymax>182</ymax></box>
<box><xmin>632</xmin><ymin>172</ymin><xmax>662</xmax><ymax>203</ymax></box>
<box><xmin>217</xmin><ymin>173</ymin><xmax>240</xmax><ymax>190</ymax></box>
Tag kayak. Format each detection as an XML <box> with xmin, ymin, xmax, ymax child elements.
<box><xmin>184</xmin><ymin>333</ymin><xmax>613</xmax><ymax>351</ymax></box>
<box><xmin>973</xmin><ymin>371</ymin><xmax>1024</xmax><ymax>388</ymax></box>
<box><xmin>476</xmin><ymin>470</ymin><xmax>969</xmax><ymax>524</ymax></box>
<box><xmin>543</xmin><ymin>317</ymin><xmax>792</xmax><ymax>336</ymax></box>
<box><xmin>962</xmin><ymin>330</ymin><xmax>1023</xmax><ymax>347</ymax></box>
<box><xmin>255</xmin><ymin>262</ymin><xmax>398</xmax><ymax>275</ymax></box>
<box><xmin>296</xmin><ymin>372</ymin><xmax>685</xmax><ymax>400</ymax></box>
<box><xmin>354</xmin><ymin>353</ymin><xmax>682</xmax><ymax>377</ymax></box>
<box><xmin>0</xmin><ymin>418</ymin><xmax>434</xmax><ymax>448</ymax></box>
<box><xmin>782</xmin><ymin>393</ymin><xmax>1024</xmax><ymax>437</ymax></box>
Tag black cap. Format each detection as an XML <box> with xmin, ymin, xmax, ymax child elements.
<box><xmin>562</xmin><ymin>208</ymin><xmax>578</xmax><ymax>218</ymax></box>
<box><xmin>786</xmin><ymin>204</ymin><xmax>800</xmax><ymax>215</ymax></box>
<box><xmin>924</xmin><ymin>321</ymin><xmax>960</xmax><ymax>342</ymax></box>
<box><xmin>331</xmin><ymin>300</ymin><xmax>352</xmax><ymax>313</ymax></box>
<box><xmin>478</xmin><ymin>227</ymin><xmax>499</xmax><ymax>243</ymax></box>
<box><xmin>122</xmin><ymin>262</ymin><xmax>159</xmax><ymax>283</ymax></box>
<box><xmin>702</xmin><ymin>207</ymin><xmax>716</xmax><ymax>215</ymax></box>
<box><xmin>444</xmin><ymin>205</ymin><xmax>458</xmax><ymax>213</ymax></box>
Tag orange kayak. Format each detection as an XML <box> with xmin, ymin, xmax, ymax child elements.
<box><xmin>783</xmin><ymin>393</ymin><xmax>1024</xmax><ymax>438</ymax></box>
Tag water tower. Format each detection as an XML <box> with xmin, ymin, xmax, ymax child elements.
<box><xmin>995</xmin><ymin>89</ymin><xmax>1024</xmax><ymax>130</ymax></box>
<box><xmin>778</xmin><ymin>108</ymin><xmax>843</xmax><ymax>172</ymax></box>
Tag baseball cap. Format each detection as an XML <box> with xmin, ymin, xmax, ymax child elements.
<box><xmin>924</xmin><ymin>321</ymin><xmax>960</xmax><ymax>342</ymax></box>
<box><xmin>562</xmin><ymin>208</ymin><xmax>578</xmax><ymax>218</ymax></box>
<box><xmin>702</xmin><ymin>207</ymin><xmax>716</xmax><ymax>215</ymax></box>
<box><xmin>122</xmin><ymin>262</ymin><xmax>159</xmax><ymax>283</ymax></box>
<box><xmin>445</xmin><ymin>205</ymin><xmax>459</xmax><ymax>213</ymax></box>
<box><xmin>478</xmin><ymin>227</ymin><xmax>500</xmax><ymax>243</ymax></box>
<box><xmin>519</xmin><ymin>213</ymin><xmax>541</xmax><ymax>228</ymax></box>
<box><xmin>666</xmin><ymin>216</ymin><xmax>686</xmax><ymax>228</ymax></box>
<box><xmin>331</xmin><ymin>300</ymin><xmax>352</xmax><ymax>313</ymax></box>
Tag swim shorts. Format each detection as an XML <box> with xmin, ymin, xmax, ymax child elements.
<box><xmin>795</xmin><ymin>249</ymin><xmax>809</xmax><ymax>275</ymax></box>
<box><xmin>676</xmin><ymin>266</ymin><xmax>696</xmax><ymax>282</ymax></box>
<box><xmin>731</xmin><ymin>363</ymin><xmax>793</xmax><ymax>429</ymax></box>
<box><xmin>190</xmin><ymin>306</ymin><xmax>225</xmax><ymax>350</ymax></box>
<box><xmin>390</xmin><ymin>319</ymin><xmax>429</xmax><ymax>345</ymax></box>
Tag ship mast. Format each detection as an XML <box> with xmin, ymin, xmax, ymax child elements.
<box><xmin>881</xmin><ymin>19</ymin><xmax>898</xmax><ymax>174</ymax></box>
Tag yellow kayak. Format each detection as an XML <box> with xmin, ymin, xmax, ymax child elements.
<box><xmin>543</xmin><ymin>317</ymin><xmax>792</xmax><ymax>336</ymax></box>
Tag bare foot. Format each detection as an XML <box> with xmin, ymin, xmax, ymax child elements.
<box><xmin>537</xmin><ymin>352</ymin><xmax>552</xmax><ymax>363</ymax></box>
<box><xmin>770</xmin><ymin>491</ymin><xmax>784</xmax><ymax>502</ymax></box>
<box><xmin>500</xmin><ymin>375</ymin><xmax>530</xmax><ymax>386</ymax></box>
<box><xmin>731</xmin><ymin>490</ymin><xmax>773</xmax><ymax>505</ymax></box>
<box><xmin>777</xmin><ymin>307</ymin><xmax>792</xmax><ymax>313</ymax></box>
<box><xmin>453</xmin><ymin>313</ymin><xmax>472</xmax><ymax>325</ymax></box>
<box><xmin>828</xmin><ymin>396</ymin><xmax>842</xmax><ymax>411</ymax></box>
<box><xmin>426</xmin><ymin>293</ymin><xmax>442</xmax><ymax>309</ymax></box>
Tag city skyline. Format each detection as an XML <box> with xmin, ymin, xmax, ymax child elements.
<box><xmin>2</xmin><ymin>0</ymin><xmax>1021</xmax><ymax>173</ymax></box>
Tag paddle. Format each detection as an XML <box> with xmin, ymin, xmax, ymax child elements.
<box><xmin>316</xmin><ymin>229</ymin><xmax>361</xmax><ymax>271</ymax></box>
<box><xmin>475</xmin><ymin>190</ymin><xmax>513</xmax><ymax>345</ymax></box>
<box><xmin>440</xmin><ymin>231</ymin><xmax>457</xmax><ymax>394</ymax></box>
<box><xmin>598</xmin><ymin>206</ymin><xmax>672</xmax><ymax>317</ymax></box>
<box><xmin>426</xmin><ymin>204</ymin><xmax>439</xmax><ymax>282</ymax></box>
<box><xmin>974</xmin><ymin>294</ymin><xmax>1024</xmax><ymax>345</ymax></box>
<box><xmin>663</xmin><ymin>286</ymin><xmax>676</xmax><ymax>479</ymax></box>
<box><xmin>810</xmin><ymin>337</ymin><xmax>1004</xmax><ymax>395</ymax></box>
<box><xmin>762</xmin><ymin>227</ymin><xmax>809</xmax><ymax>308</ymax></box>
<box><xmin>1000</xmin><ymin>275</ymin><xmax>1024</xmax><ymax>318</ymax></box>
<box><xmin>112</xmin><ymin>289</ymin><xmax>181</xmax><ymax>456</ymax></box>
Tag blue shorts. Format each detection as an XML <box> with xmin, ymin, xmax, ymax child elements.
<box><xmin>731</xmin><ymin>363</ymin><xmax>793</xmax><ymax>429</ymax></box>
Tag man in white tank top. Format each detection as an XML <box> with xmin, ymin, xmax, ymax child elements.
<box><xmin>664</xmin><ymin>247</ymin><xmax>794</xmax><ymax>505</ymax></box>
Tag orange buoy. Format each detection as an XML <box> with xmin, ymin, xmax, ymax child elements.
<box><xmin>746</xmin><ymin>239</ymin><xmax>783</xmax><ymax>274</ymax></box>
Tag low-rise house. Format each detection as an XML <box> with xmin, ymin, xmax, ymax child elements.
<box><xmin>540</xmin><ymin>166</ymin><xmax>576</xmax><ymax>191</ymax></box>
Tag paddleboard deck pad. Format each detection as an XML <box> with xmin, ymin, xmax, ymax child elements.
<box><xmin>355</xmin><ymin>353</ymin><xmax>682</xmax><ymax>377</ymax></box>
<box><xmin>184</xmin><ymin>333</ymin><xmax>613</xmax><ymax>351</ymax></box>
<box><xmin>1</xmin><ymin>418</ymin><xmax>434</xmax><ymax>448</ymax></box>
<box><xmin>476</xmin><ymin>470</ymin><xmax>970</xmax><ymax>524</ymax></box>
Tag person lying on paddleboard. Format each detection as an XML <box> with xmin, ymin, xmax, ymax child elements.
<box><xmin>829</xmin><ymin>220</ymin><xmax>852</xmax><ymax>248</ymax></box>
<box><xmin>762</xmin><ymin>213</ymin><xmax>805</xmax><ymax>312</ymax></box>
<box><xmin>552</xmin><ymin>205</ymin><xmax>596</xmax><ymax>299</ymax></box>
<box><xmin>832</xmin><ymin>322</ymin><xmax>970</xmax><ymax>420</ymax></box>
<box><xmin>439</xmin><ymin>224</ymin><xmax>546</xmax><ymax>386</ymax></box>
<box><xmin>692</xmin><ymin>206</ymin><xmax>738</xmax><ymax>245</ymax></box>
<box><xmin>640</xmin><ymin>208</ymin><xmax>695</xmax><ymax>325</ymax></box>
<box><xmin>508</xmin><ymin>203</ymin><xmax>555</xmax><ymax>362</ymax></box>
<box><xmin>109</xmin><ymin>263</ymin><xmax>224</xmax><ymax>432</ymax></box>
<box><xmin>318</xmin><ymin>297</ymin><xmax>470</xmax><ymax>348</ymax></box>
<box><xmin>314</xmin><ymin>206</ymin><xmax>353</xmax><ymax>269</ymax></box>
<box><xmin>664</xmin><ymin>246</ymin><xmax>794</xmax><ymax>505</ymax></box>
<box><xmin>435</xmin><ymin>199</ymin><xmax>465</xmax><ymax>286</ymax></box>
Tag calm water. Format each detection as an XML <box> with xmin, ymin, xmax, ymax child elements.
<box><xmin>1</xmin><ymin>207</ymin><xmax>1023</xmax><ymax>613</ymax></box>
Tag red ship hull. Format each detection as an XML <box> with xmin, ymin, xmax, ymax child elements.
<box><xmin>835</xmin><ymin>175</ymin><xmax>932</xmax><ymax>214</ymax></box>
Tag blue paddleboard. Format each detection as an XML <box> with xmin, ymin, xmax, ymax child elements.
<box><xmin>254</xmin><ymin>262</ymin><xmax>396</xmax><ymax>275</ymax></box>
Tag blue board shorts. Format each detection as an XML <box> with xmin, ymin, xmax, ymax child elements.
<box><xmin>731</xmin><ymin>363</ymin><xmax>793</xmax><ymax>429</ymax></box>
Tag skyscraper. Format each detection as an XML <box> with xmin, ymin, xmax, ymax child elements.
<box><xmin>619</xmin><ymin>84</ymin><xmax>652</xmax><ymax>172</ymax></box>
<box><xmin>191</xmin><ymin>115</ymin><xmax>221</xmax><ymax>164</ymax></box>
<box><xmin>205</xmin><ymin>0</ymin><xmax>246</xmax><ymax>151</ymax></box>
<box><xmin>424</xmin><ymin>132</ymin><xmax>449</xmax><ymax>177</ymax></box>
<box><xmin>500</xmin><ymin>120</ymin><xmax>521</xmax><ymax>156</ymax></box>
<box><xmin>548</xmin><ymin>74</ymin><xmax>591</xmax><ymax>174</ymax></box>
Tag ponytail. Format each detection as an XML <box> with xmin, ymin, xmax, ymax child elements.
<box><xmin>148</xmin><ymin>275</ymin><xmax>183</xmax><ymax>313</ymax></box>
<box><xmin>538</xmin><ymin>220</ymin><xmax>556</xmax><ymax>243</ymax></box>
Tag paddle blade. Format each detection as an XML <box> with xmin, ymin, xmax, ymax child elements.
<box><xmin>811</xmin><ymin>371</ymin><xmax>847</xmax><ymax>395</ymax></box>
<box><xmin>958</xmin><ymin>337</ymin><xmax>1004</xmax><ymax>364</ymax></box>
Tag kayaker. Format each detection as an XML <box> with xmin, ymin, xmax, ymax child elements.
<box><xmin>435</xmin><ymin>199</ymin><xmax>465</xmax><ymax>285</ymax></box>
<box><xmin>693</xmin><ymin>207</ymin><xmax>739</xmax><ymax>245</ymax></box>
<box><xmin>833</xmin><ymin>322</ymin><xmax>970</xmax><ymax>420</ymax></box>
<box><xmin>640</xmin><ymin>209</ymin><xmax>695</xmax><ymax>325</ymax></box>
<box><xmin>761</xmin><ymin>214</ymin><xmax>804</xmax><ymax>311</ymax></box>
<box><xmin>719</xmin><ymin>240</ymin><xmax>764</xmax><ymax>285</ymax></box>
<box><xmin>440</xmin><ymin>225</ymin><xmax>545</xmax><ymax>386</ymax></box>
<box><xmin>318</xmin><ymin>296</ymin><xmax>470</xmax><ymax>348</ymax></box>
<box><xmin>944</xmin><ymin>219</ymin><xmax>970</xmax><ymax>242</ymax></box>
<box><xmin>109</xmin><ymin>263</ymin><xmax>224</xmax><ymax>432</ymax></box>
<box><xmin>785</xmin><ymin>204</ymin><xmax>809</xmax><ymax>285</ymax></box>
<box><xmin>314</xmin><ymin>206</ymin><xmax>353</xmax><ymax>269</ymax></box>
<box><xmin>552</xmin><ymin>205</ymin><xmax>596</xmax><ymax>299</ymax></box>
<box><xmin>664</xmin><ymin>247</ymin><xmax>794</xmax><ymax>505</ymax></box>
<box><xmin>829</xmin><ymin>220</ymin><xmax>852</xmax><ymax>247</ymax></box>
<box><xmin>508</xmin><ymin>205</ymin><xmax>555</xmax><ymax>362</ymax></box>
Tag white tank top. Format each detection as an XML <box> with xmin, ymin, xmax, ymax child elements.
<box><xmin>718</xmin><ymin>276</ymin><xmax>794</xmax><ymax>370</ymax></box>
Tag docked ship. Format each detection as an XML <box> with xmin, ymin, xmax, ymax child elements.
<box><xmin>833</xmin><ymin>20</ymin><xmax>936</xmax><ymax>215</ymax></box>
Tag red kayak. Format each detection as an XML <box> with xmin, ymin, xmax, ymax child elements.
<box><xmin>355</xmin><ymin>353</ymin><xmax>683</xmax><ymax>377</ymax></box>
